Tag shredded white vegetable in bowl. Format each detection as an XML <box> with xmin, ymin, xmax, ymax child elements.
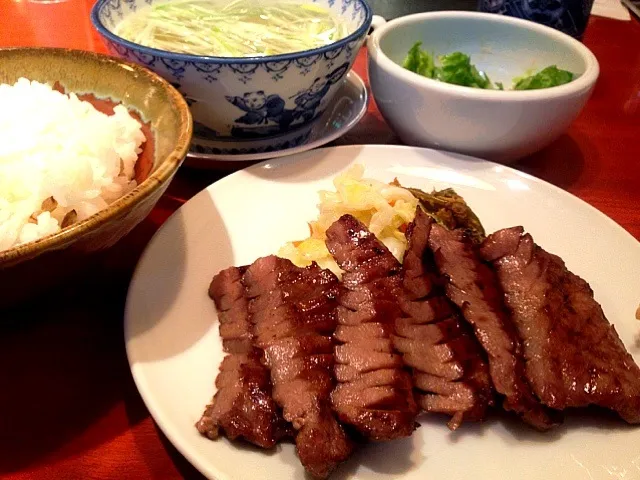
<box><xmin>278</xmin><ymin>164</ymin><xmax>419</xmax><ymax>276</ymax></box>
<box><xmin>114</xmin><ymin>0</ymin><xmax>351</xmax><ymax>57</ymax></box>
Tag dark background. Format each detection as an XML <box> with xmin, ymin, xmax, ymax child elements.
<box><xmin>368</xmin><ymin>0</ymin><xmax>478</xmax><ymax>19</ymax></box>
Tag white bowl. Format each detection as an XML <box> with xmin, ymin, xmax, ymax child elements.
<box><xmin>367</xmin><ymin>11</ymin><xmax>599</xmax><ymax>163</ymax></box>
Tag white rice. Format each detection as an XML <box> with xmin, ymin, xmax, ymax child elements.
<box><xmin>0</xmin><ymin>78</ymin><xmax>146</xmax><ymax>252</ymax></box>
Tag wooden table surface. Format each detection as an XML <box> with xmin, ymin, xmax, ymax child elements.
<box><xmin>1</xmin><ymin>1</ymin><xmax>640</xmax><ymax>479</ymax></box>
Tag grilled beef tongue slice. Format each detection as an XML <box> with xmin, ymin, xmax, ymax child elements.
<box><xmin>428</xmin><ymin>224</ymin><xmax>560</xmax><ymax>431</ymax></box>
<box><xmin>196</xmin><ymin>266</ymin><xmax>291</xmax><ymax>448</ymax></box>
<box><xmin>481</xmin><ymin>226</ymin><xmax>640</xmax><ymax>424</ymax></box>
<box><xmin>395</xmin><ymin>207</ymin><xmax>494</xmax><ymax>430</ymax></box>
<box><xmin>325</xmin><ymin>214</ymin><xmax>419</xmax><ymax>441</ymax></box>
<box><xmin>243</xmin><ymin>256</ymin><xmax>352</xmax><ymax>479</ymax></box>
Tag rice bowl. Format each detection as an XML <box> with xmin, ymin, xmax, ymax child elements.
<box><xmin>0</xmin><ymin>47</ymin><xmax>192</xmax><ymax>307</ymax></box>
<box><xmin>0</xmin><ymin>78</ymin><xmax>147</xmax><ymax>251</ymax></box>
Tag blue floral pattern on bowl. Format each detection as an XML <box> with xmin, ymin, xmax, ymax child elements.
<box><xmin>225</xmin><ymin>62</ymin><xmax>349</xmax><ymax>136</ymax></box>
<box><xmin>91</xmin><ymin>0</ymin><xmax>372</xmax><ymax>143</ymax></box>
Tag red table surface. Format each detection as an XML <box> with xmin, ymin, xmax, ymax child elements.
<box><xmin>1</xmin><ymin>1</ymin><xmax>640</xmax><ymax>479</ymax></box>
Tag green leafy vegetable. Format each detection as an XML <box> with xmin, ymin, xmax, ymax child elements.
<box><xmin>402</xmin><ymin>44</ymin><xmax>493</xmax><ymax>89</ymax></box>
<box><xmin>513</xmin><ymin>65</ymin><xmax>574</xmax><ymax>90</ymax></box>
<box><xmin>435</xmin><ymin>52</ymin><xmax>492</xmax><ymax>89</ymax></box>
<box><xmin>402</xmin><ymin>42</ymin><xmax>435</xmax><ymax>78</ymax></box>
<box><xmin>402</xmin><ymin>43</ymin><xmax>575</xmax><ymax>91</ymax></box>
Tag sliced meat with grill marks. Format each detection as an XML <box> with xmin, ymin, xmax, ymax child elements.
<box><xmin>398</xmin><ymin>295</ymin><xmax>456</xmax><ymax>325</ymax></box>
<box><xmin>333</xmin><ymin>324</ymin><xmax>404</xmax><ymax>382</ymax></box>
<box><xmin>481</xmin><ymin>227</ymin><xmax>640</xmax><ymax>424</ymax></box>
<box><xmin>334</xmin><ymin>323</ymin><xmax>394</xmax><ymax>344</ymax></box>
<box><xmin>196</xmin><ymin>350</ymin><xmax>290</xmax><ymax>447</ymax></box>
<box><xmin>209</xmin><ymin>266</ymin><xmax>252</xmax><ymax>353</ymax></box>
<box><xmin>428</xmin><ymin>225</ymin><xmax>560</xmax><ymax>431</ymax></box>
<box><xmin>325</xmin><ymin>215</ymin><xmax>418</xmax><ymax>441</ymax></box>
<box><xmin>393</xmin><ymin>208</ymin><xmax>494</xmax><ymax>430</ymax></box>
<box><xmin>414</xmin><ymin>372</ymin><xmax>484</xmax><ymax>422</ymax></box>
<box><xmin>196</xmin><ymin>266</ymin><xmax>290</xmax><ymax>448</ymax></box>
<box><xmin>243</xmin><ymin>256</ymin><xmax>352</xmax><ymax>479</ymax></box>
<box><xmin>394</xmin><ymin>316</ymin><xmax>464</xmax><ymax>346</ymax></box>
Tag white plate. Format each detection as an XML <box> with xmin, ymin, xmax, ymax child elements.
<box><xmin>125</xmin><ymin>145</ymin><xmax>640</xmax><ymax>480</ymax></box>
<box><xmin>185</xmin><ymin>72</ymin><xmax>369</xmax><ymax>166</ymax></box>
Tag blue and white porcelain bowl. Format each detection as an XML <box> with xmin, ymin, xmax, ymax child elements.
<box><xmin>91</xmin><ymin>0</ymin><xmax>372</xmax><ymax>154</ymax></box>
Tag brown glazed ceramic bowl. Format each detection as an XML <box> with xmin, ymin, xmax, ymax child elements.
<box><xmin>0</xmin><ymin>48</ymin><xmax>192</xmax><ymax>307</ymax></box>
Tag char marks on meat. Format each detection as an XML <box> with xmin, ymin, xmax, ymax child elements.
<box><xmin>243</xmin><ymin>256</ymin><xmax>352</xmax><ymax>479</ymax></box>
<box><xmin>394</xmin><ymin>207</ymin><xmax>494</xmax><ymax>430</ymax></box>
<box><xmin>481</xmin><ymin>227</ymin><xmax>640</xmax><ymax>424</ymax></box>
<box><xmin>196</xmin><ymin>266</ymin><xmax>290</xmax><ymax>449</ymax></box>
<box><xmin>325</xmin><ymin>215</ymin><xmax>418</xmax><ymax>441</ymax></box>
<box><xmin>427</xmin><ymin>225</ymin><xmax>560</xmax><ymax>430</ymax></box>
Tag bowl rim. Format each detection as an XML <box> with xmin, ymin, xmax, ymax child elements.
<box><xmin>367</xmin><ymin>10</ymin><xmax>600</xmax><ymax>100</ymax></box>
<box><xmin>90</xmin><ymin>0</ymin><xmax>374</xmax><ymax>64</ymax></box>
<box><xmin>0</xmin><ymin>47</ymin><xmax>193</xmax><ymax>266</ymax></box>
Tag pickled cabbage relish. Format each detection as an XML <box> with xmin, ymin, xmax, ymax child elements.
<box><xmin>114</xmin><ymin>0</ymin><xmax>350</xmax><ymax>57</ymax></box>
<box><xmin>279</xmin><ymin>165</ymin><xmax>419</xmax><ymax>275</ymax></box>
<box><xmin>0</xmin><ymin>78</ymin><xmax>145</xmax><ymax>251</ymax></box>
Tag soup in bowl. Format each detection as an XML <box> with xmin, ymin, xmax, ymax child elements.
<box><xmin>91</xmin><ymin>0</ymin><xmax>373</xmax><ymax>154</ymax></box>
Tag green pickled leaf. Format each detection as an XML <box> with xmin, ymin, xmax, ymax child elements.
<box><xmin>513</xmin><ymin>65</ymin><xmax>574</xmax><ymax>90</ymax></box>
<box><xmin>391</xmin><ymin>181</ymin><xmax>486</xmax><ymax>244</ymax></box>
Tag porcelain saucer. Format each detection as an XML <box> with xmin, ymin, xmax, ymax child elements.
<box><xmin>185</xmin><ymin>71</ymin><xmax>368</xmax><ymax>166</ymax></box>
